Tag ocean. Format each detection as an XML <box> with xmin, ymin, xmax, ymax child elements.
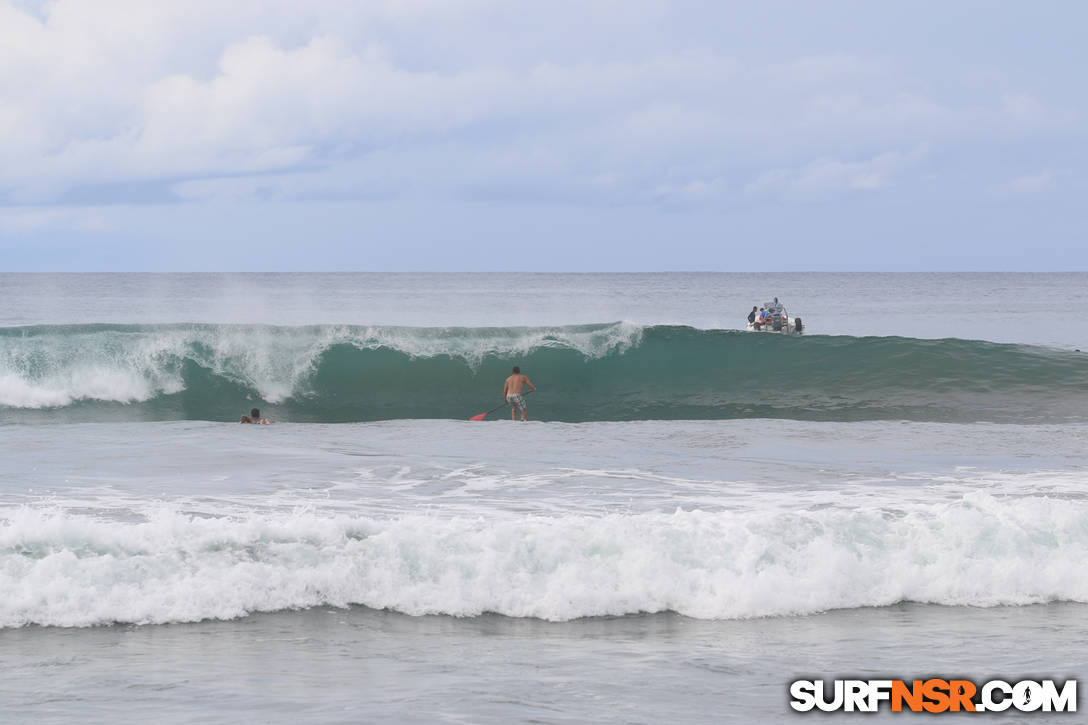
<box><xmin>1</xmin><ymin>272</ymin><xmax>1086</xmax><ymax>723</ymax></box>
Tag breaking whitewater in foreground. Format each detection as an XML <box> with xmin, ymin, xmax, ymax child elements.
<box><xmin>4</xmin><ymin>490</ymin><xmax>1087</xmax><ymax>628</ymax></box>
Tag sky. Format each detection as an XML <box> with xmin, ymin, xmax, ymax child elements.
<box><xmin>0</xmin><ymin>0</ymin><xmax>1085</xmax><ymax>272</ymax></box>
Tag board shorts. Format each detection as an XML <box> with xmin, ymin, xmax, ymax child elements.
<box><xmin>506</xmin><ymin>393</ymin><xmax>526</xmax><ymax>413</ymax></box>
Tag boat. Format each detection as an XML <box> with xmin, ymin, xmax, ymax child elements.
<box><xmin>747</xmin><ymin>301</ymin><xmax>803</xmax><ymax>334</ymax></box>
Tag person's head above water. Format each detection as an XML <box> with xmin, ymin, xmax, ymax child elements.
<box><xmin>512</xmin><ymin>366</ymin><xmax>520</xmax><ymax>374</ymax></box>
<box><xmin>241</xmin><ymin>408</ymin><xmax>273</xmax><ymax>424</ymax></box>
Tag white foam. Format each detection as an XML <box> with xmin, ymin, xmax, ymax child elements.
<box><xmin>339</xmin><ymin>321</ymin><xmax>644</xmax><ymax>367</ymax></box>
<box><xmin>0</xmin><ymin>362</ymin><xmax>184</xmax><ymax>408</ymax></box>
<box><xmin>3</xmin><ymin>493</ymin><xmax>1087</xmax><ymax>628</ymax></box>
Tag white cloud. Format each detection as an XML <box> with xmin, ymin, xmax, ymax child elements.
<box><xmin>746</xmin><ymin>147</ymin><xmax>926</xmax><ymax>201</ymax></box>
<box><xmin>0</xmin><ymin>206</ymin><xmax>112</xmax><ymax>233</ymax></box>
<box><xmin>1001</xmin><ymin>93</ymin><xmax>1047</xmax><ymax>126</ymax></box>
<box><xmin>757</xmin><ymin>53</ymin><xmax>882</xmax><ymax>89</ymax></box>
<box><xmin>650</xmin><ymin>177</ymin><xmax>726</xmax><ymax>208</ymax></box>
<box><xmin>993</xmin><ymin>171</ymin><xmax>1056</xmax><ymax>196</ymax></box>
<box><xmin>0</xmin><ymin>1</ymin><xmax>1075</xmax><ymax>210</ymax></box>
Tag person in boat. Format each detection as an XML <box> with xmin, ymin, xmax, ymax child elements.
<box><xmin>747</xmin><ymin>306</ymin><xmax>758</xmax><ymax>324</ymax></box>
<box><xmin>240</xmin><ymin>407</ymin><xmax>273</xmax><ymax>424</ymax></box>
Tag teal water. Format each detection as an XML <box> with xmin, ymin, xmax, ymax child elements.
<box><xmin>3</xmin><ymin>322</ymin><xmax>1086</xmax><ymax>423</ymax></box>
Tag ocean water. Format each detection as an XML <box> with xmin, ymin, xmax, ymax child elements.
<box><xmin>1</xmin><ymin>273</ymin><xmax>1087</xmax><ymax>723</ymax></box>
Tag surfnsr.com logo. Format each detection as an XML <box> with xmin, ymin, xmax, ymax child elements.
<box><xmin>789</xmin><ymin>679</ymin><xmax>1077</xmax><ymax>713</ymax></box>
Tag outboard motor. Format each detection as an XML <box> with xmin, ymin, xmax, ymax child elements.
<box><xmin>771</xmin><ymin>311</ymin><xmax>783</xmax><ymax>331</ymax></box>
<box><xmin>794</xmin><ymin>317</ymin><xmax>803</xmax><ymax>333</ymax></box>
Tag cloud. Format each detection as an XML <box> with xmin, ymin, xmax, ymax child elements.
<box><xmin>1001</xmin><ymin>93</ymin><xmax>1047</xmax><ymax>126</ymax></box>
<box><xmin>0</xmin><ymin>1</ymin><xmax>1076</xmax><ymax>211</ymax></box>
<box><xmin>746</xmin><ymin>147</ymin><xmax>927</xmax><ymax>201</ymax></box>
<box><xmin>650</xmin><ymin>177</ymin><xmax>726</xmax><ymax>208</ymax></box>
<box><xmin>993</xmin><ymin>171</ymin><xmax>1056</xmax><ymax>196</ymax></box>
<box><xmin>0</xmin><ymin>206</ymin><xmax>112</xmax><ymax>233</ymax></box>
<box><xmin>756</xmin><ymin>53</ymin><xmax>883</xmax><ymax>89</ymax></box>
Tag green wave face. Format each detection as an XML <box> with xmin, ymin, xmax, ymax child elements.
<box><xmin>1</xmin><ymin>323</ymin><xmax>1086</xmax><ymax>423</ymax></box>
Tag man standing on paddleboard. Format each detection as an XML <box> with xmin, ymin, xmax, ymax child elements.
<box><xmin>503</xmin><ymin>367</ymin><xmax>536</xmax><ymax>421</ymax></box>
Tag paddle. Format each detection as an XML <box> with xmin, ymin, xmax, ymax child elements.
<box><xmin>469</xmin><ymin>390</ymin><xmax>533</xmax><ymax>421</ymax></box>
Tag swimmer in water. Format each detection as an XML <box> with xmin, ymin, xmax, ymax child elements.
<box><xmin>240</xmin><ymin>407</ymin><xmax>273</xmax><ymax>424</ymax></box>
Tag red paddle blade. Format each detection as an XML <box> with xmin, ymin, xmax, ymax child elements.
<box><xmin>469</xmin><ymin>413</ymin><xmax>487</xmax><ymax>421</ymax></box>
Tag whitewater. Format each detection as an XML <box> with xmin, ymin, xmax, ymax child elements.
<box><xmin>2</xmin><ymin>272</ymin><xmax>1087</xmax><ymax>724</ymax></box>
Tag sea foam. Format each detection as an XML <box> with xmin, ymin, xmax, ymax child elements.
<box><xmin>2</xmin><ymin>493</ymin><xmax>1086</xmax><ymax>628</ymax></box>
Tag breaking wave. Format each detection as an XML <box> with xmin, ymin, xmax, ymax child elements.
<box><xmin>1</xmin><ymin>322</ymin><xmax>1086</xmax><ymax>423</ymax></box>
<box><xmin>2</xmin><ymin>494</ymin><xmax>1087</xmax><ymax>627</ymax></box>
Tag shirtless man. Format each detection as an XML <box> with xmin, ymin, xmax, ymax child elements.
<box><xmin>240</xmin><ymin>407</ymin><xmax>273</xmax><ymax>424</ymax></box>
<box><xmin>503</xmin><ymin>366</ymin><xmax>536</xmax><ymax>421</ymax></box>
